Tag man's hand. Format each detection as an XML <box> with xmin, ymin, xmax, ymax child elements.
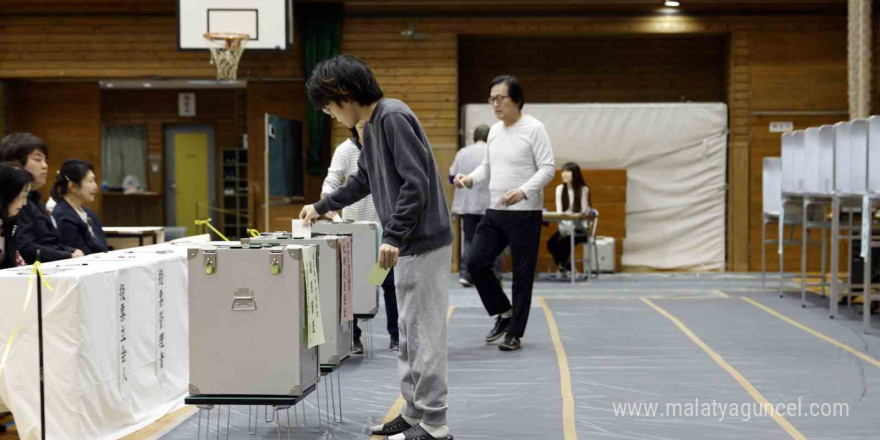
<box><xmin>453</xmin><ymin>174</ymin><xmax>473</xmax><ymax>189</ymax></box>
<box><xmin>71</xmin><ymin>249</ymin><xmax>85</xmax><ymax>258</ymax></box>
<box><xmin>299</xmin><ymin>204</ymin><xmax>321</xmax><ymax>226</ymax></box>
<box><xmin>499</xmin><ymin>189</ymin><xmax>526</xmax><ymax>206</ymax></box>
<box><xmin>378</xmin><ymin>243</ymin><xmax>399</xmax><ymax>270</ymax></box>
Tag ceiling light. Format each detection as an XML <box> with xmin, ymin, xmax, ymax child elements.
<box><xmin>665</xmin><ymin>0</ymin><xmax>680</xmax><ymax>6</ymax></box>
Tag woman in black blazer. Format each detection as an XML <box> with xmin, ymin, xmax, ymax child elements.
<box><xmin>0</xmin><ymin>162</ymin><xmax>33</xmax><ymax>269</ymax></box>
<box><xmin>50</xmin><ymin>159</ymin><xmax>109</xmax><ymax>255</ymax></box>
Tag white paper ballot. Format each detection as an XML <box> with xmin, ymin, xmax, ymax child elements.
<box><xmin>292</xmin><ymin>219</ymin><xmax>312</xmax><ymax>239</ymax></box>
<box><xmin>301</xmin><ymin>245</ymin><xmax>324</xmax><ymax>348</ymax></box>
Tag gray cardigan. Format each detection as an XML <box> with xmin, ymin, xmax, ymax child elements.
<box><xmin>315</xmin><ymin>98</ymin><xmax>453</xmax><ymax>256</ymax></box>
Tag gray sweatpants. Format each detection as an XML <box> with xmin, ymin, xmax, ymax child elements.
<box><xmin>395</xmin><ymin>244</ymin><xmax>451</xmax><ymax>426</ymax></box>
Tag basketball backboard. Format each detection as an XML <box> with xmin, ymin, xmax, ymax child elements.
<box><xmin>178</xmin><ymin>0</ymin><xmax>291</xmax><ymax>51</ymax></box>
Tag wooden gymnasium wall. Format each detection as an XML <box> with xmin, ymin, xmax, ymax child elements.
<box><xmin>332</xmin><ymin>14</ymin><xmax>848</xmax><ymax>271</ymax></box>
<box><xmin>0</xmin><ymin>5</ymin><xmax>855</xmax><ymax>271</ymax></box>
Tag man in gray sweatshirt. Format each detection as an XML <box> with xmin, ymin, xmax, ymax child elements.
<box><xmin>299</xmin><ymin>55</ymin><xmax>454</xmax><ymax>440</ymax></box>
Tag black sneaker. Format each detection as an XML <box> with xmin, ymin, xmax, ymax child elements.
<box><xmin>370</xmin><ymin>414</ymin><xmax>412</xmax><ymax>436</ymax></box>
<box><xmin>499</xmin><ymin>334</ymin><xmax>521</xmax><ymax>351</ymax></box>
<box><xmin>352</xmin><ymin>338</ymin><xmax>364</xmax><ymax>355</ymax></box>
<box><xmin>389</xmin><ymin>337</ymin><xmax>400</xmax><ymax>351</ymax></box>
<box><xmin>393</xmin><ymin>424</ymin><xmax>454</xmax><ymax>440</ymax></box>
<box><xmin>484</xmin><ymin>315</ymin><xmax>510</xmax><ymax>343</ymax></box>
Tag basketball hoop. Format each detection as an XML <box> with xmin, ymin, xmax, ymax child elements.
<box><xmin>203</xmin><ymin>32</ymin><xmax>249</xmax><ymax>80</ymax></box>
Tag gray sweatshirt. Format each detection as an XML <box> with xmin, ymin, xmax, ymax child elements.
<box><xmin>314</xmin><ymin>98</ymin><xmax>453</xmax><ymax>256</ymax></box>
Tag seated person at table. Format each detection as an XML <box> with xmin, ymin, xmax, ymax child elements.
<box><xmin>0</xmin><ymin>133</ymin><xmax>83</xmax><ymax>263</ymax></box>
<box><xmin>0</xmin><ymin>162</ymin><xmax>34</xmax><ymax>269</ymax></box>
<box><xmin>546</xmin><ymin>162</ymin><xmax>592</xmax><ymax>277</ymax></box>
<box><xmin>51</xmin><ymin>159</ymin><xmax>109</xmax><ymax>255</ymax></box>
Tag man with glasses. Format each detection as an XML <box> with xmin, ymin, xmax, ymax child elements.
<box><xmin>454</xmin><ymin>75</ymin><xmax>555</xmax><ymax>351</ymax></box>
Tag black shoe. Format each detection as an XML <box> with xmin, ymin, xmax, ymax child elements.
<box><xmin>352</xmin><ymin>338</ymin><xmax>364</xmax><ymax>355</ymax></box>
<box><xmin>393</xmin><ymin>424</ymin><xmax>454</xmax><ymax>440</ymax></box>
<box><xmin>371</xmin><ymin>415</ymin><xmax>412</xmax><ymax>436</ymax></box>
<box><xmin>499</xmin><ymin>334</ymin><xmax>521</xmax><ymax>351</ymax></box>
<box><xmin>484</xmin><ymin>315</ymin><xmax>510</xmax><ymax>343</ymax></box>
<box><xmin>389</xmin><ymin>337</ymin><xmax>399</xmax><ymax>351</ymax></box>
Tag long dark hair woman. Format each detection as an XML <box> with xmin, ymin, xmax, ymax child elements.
<box><xmin>0</xmin><ymin>162</ymin><xmax>34</xmax><ymax>269</ymax></box>
<box><xmin>547</xmin><ymin>162</ymin><xmax>592</xmax><ymax>277</ymax></box>
<box><xmin>50</xmin><ymin>159</ymin><xmax>109</xmax><ymax>254</ymax></box>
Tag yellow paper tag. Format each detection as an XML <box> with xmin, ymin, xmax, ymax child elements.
<box><xmin>366</xmin><ymin>262</ymin><xmax>390</xmax><ymax>286</ymax></box>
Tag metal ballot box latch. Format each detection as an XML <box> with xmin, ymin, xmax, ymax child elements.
<box><xmin>232</xmin><ymin>288</ymin><xmax>257</xmax><ymax>311</ymax></box>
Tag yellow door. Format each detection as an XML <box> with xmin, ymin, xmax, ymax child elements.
<box><xmin>174</xmin><ymin>133</ymin><xmax>209</xmax><ymax>236</ymax></box>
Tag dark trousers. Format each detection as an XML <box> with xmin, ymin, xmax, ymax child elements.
<box><xmin>546</xmin><ymin>230</ymin><xmax>588</xmax><ymax>268</ymax></box>
<box><xmin>354</xmin><ymin>267</ymin><xmax>399</xmax><ymax>341</ymax></box>
<box><xmin>460</xmin><ymin>214</ymin><xmax>502</xmax><ymax>281</ymax></box>
<box><xmin>466</xmin><ymin>210</ymin><xmax>542</xmax><ymax>338</ymax></box>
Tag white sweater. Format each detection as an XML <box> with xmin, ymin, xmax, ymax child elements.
<box><xmin>321</xmin><ymin>139</ymin><xmax>380</xmax><ymax>222</ymax></box>
<box><xmin>555</xmin><ymin>184</ymin><xmax>590</xmax><ymax>234</ymax></box>
<box><xmin>468</xmin><ymin>115</ymin><xmax>556</xmax><ymax>211</ymax></box>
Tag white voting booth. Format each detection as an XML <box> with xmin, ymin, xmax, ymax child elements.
<box><xmin>462</xmin><ymin>103</ymin><xmax>728</xmax><ymax>271</ymax></box>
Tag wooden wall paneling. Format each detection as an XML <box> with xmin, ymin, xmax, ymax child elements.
<box><xmin>458</xmin><ymin>36</ymin><xmax>725</xmax><ymax>105</ymax></box>
<box><xmin>245</xmin><ymin>81</ymin><xmax>317</xmax><ymax>232</ymax></box>
<box><xmin>727</xmin><ymin>30</ymin><xmax>751</xmax><ymax>271</ymax></box>
<box><xmin>0</xmin><ymin>16</ymin><xmax>301</xmax><ymax>79</ymax></box>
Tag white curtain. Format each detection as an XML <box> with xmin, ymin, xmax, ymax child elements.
<box><xmin>462</xmin><ymin>103</ymin><xmax>728</xmax><ymax>271</ymax></box>
<box><xmin>102</xmin><ymin>125</ymin><xmax>148</xmax><ymax>189</ymax></box>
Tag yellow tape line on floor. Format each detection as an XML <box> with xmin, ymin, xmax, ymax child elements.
<box><xmin>742</xmin><ymin>297</ymin><xmax>880</xmax><ymax>369</ymax></box>
<box><xmin>642</xmin><ymin>298</ymin><xmax>807</xmax><ymax>440</ymax></box>
<box><xmin>538</xmin><ymin>297</ymin><xmax>578</xmax><ymax>440</ymax></box>
<box><xmin>370</xmin><ymin>306</ymin><xmax>456</xmax><ymax>440</ymax></box>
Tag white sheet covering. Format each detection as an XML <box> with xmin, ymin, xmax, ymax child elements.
<box><xmin>463</xmin><ymin>103</ymin><xmax>728</xmax><ymax>270</ymax></box>
<box><xmin>0</xmin><ymin>244</ymin><xmax>189</xmax><ymax>440</ymax></box>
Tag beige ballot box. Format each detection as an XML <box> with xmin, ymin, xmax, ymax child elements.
<box><xmin>187</xmin><ymin>243</ymin><xmax>320</xmax><ymax>397</ymax></box>
<box><xmin>312</xmin><ymin>221</ymin><xmax>381</xmax><ymax>316</ymax></box>
<box><xmin>243</xmin><ymin>233</ymin><xmax>354</xmax><ymax>369</ymax></box>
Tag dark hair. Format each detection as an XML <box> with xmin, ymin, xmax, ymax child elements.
<box><xmin>306</xmin><ymin>54</ymin><xmax>384</xmax><ymax>109</ymax></box>
<box><xmin>0</xmin><ymin>162</ymin><xmax>34</xmax><ymax>224</ymax></box>
<box><xmin>51</xmin><ymin>159</ymin><xmax>94</xmax><ymax>202</ymax></box>
<box><xmin>561</xmin><ymin>162</ymin><xmax>589</xmax><ymax>213</ymax></box>
<box><xmin>473</xmin><ymin>124</ymin><xmax>490</xmax><ymax>143</ymax></box>
<box><xmin>489</xmin><ymin>75</ymin><xmax>524</xmax><ymax>110</ymax></box>
<box><xmin>0</xmin><ymin>133</ymin><xmax>49</xmax><ymax>166</ymax></box>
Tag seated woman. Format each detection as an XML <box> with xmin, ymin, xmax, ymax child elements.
<box><xmin>51</xmin><ymin>159</ymin><xmax>109</xmax><ymax>254</ymax></box>
<box><xmin>546</xmin><ymin>162</ymin><xmax>592</xmax><ymax>277</ymax></box>
<box><xmin>0</xmin><ymin>162</ymin><xmax>34</xmax><ymax>269</ymax></box>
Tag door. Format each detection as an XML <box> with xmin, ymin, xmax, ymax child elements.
<box><xmin>165</xmin><ymin>126</ymin><xmax>215</xmax><ymax>237</ymax></box>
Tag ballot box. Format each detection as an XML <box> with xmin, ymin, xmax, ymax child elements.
<box><xmin>312</xmin><ymin>221</ymin><xmax>380</xmax><ymax>317</ymax></box>
<box><xmin>243</xmin><ymin>233</ymin><xmax>353</xmax><ymax>368</ymax></box>
<box><xmin>187</xmin><ymin>243</ymin><xmax>320</xmax><ymax>397</ymax></box>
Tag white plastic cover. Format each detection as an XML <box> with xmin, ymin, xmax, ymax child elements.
<box><xmin>0</xmin><ymin>246</ymin><xmax>189</xmax><ymax>440</ymax></box>
<box><xmin>462</xmin><ymin>103</ymin><xmax>728</xmax><ymax>271</ymax></box>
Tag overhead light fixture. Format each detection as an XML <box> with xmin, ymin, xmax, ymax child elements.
<box><xmin>665</xmin><ymin>0</ymin><xmax>680</xmax><ymax>6</ymax></box>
